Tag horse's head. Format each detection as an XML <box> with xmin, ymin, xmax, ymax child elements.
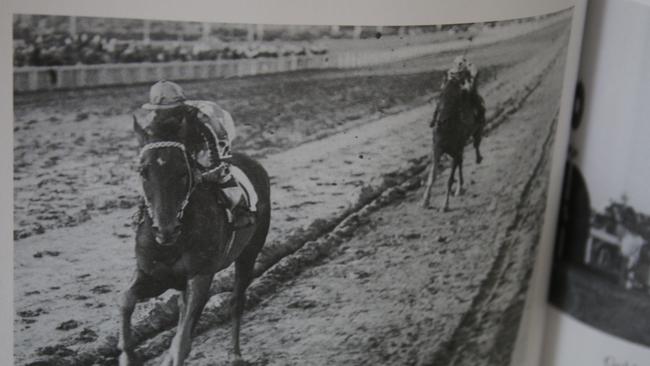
<box><xmin>447</xmin><ymin>69</ymin><xmax>473</xmax><ymax>92</ymax></box>
<box><xmin>134</xmin><ymin>115</ymin><xmax>194</xmax><ymax>246</ymax></box>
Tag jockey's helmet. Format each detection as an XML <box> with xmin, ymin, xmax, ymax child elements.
<box><xmin>450</xmin><ymin>56</ymin><xmax>468</xmax><ymax>73</ymax></box>
<box><xmin>142</xmin><ymin>80</ymin><xmax>186</xmax><ymax>110</ymax></box>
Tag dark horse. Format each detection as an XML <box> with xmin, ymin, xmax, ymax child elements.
<box><xmin>421</xmin><ymin>72</ymin><xmax>485</xmax><ymax>211</ymax></box>
<box><xmin>118</xmin><ymin>115</ymin><xmax>271</xmax><ymax>366</ymax></box>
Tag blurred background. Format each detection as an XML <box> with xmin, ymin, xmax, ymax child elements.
<box><xmin>13</xmin><ymin>15</ymin><xmax>557</xmax><ymax>93</ymax></box>
<box><xmin>12</xmin><ymin>15</ymin><xmax>506</xmax><ymax>67</ymax></box>
<box><xmin>12</xmin><ymin>11</ymin><xmax>574</xmax><ymax>365</ymax></box>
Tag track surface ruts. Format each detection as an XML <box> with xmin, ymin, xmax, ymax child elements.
<box><xmin>154</xmin><ymin>38</ymin><xmax>567</xmax><ymax>366</ymax></box>
<box><xmin>14</xmin><ymin>17</ymin><xmax>571</xmax><ymax>366</ymax></box>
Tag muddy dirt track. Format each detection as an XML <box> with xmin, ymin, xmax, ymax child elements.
<box><xmin>15</xmin><ymin>17</ymin><xmax>570</xmax><ymax>366</ymax></box>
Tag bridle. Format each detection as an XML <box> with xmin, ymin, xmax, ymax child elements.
<box><xmin>139</xmin><ymin>141</ymin><xmax>195</xmax><ymax>222</ymax></box>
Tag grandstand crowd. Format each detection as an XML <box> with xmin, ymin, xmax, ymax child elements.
<box><xmin>13</xmin><ymin>15</ymin><xmax>460</xmax><ymax>67</ymax></box>
<box><xmin>13</xmin><ymin>33</ymin><xmax>328</xmax><ymax>67</ymax></box>
<box><xmin>15</xmin><ymin>14</ymin><xmax>535</xmax><ymax>67</ymax></box>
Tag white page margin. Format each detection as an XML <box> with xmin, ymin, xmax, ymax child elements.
<box><xmin>0</xmin><ymin>1</ymin><xmax>579</xmax><ymax>365</ymax></box>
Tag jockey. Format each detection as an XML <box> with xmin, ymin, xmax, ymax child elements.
<box><xmin>446</xmin><ymin>56</ymin><xmax>470</xmax><ymax>86</ymax></box>
<box><xmin>620</xmin><ymin>227</ymin><xmax>647</xmax><ymax>289</ymax></box>
<box><xmin>443</xmin><ymin>55</ymin><xmax>486</xmax><ymax>126</ymax></box>
<box><xmin>141</xmin><ymin>80</ymin><xmax>256</xmax><ymax>229</ymax></box>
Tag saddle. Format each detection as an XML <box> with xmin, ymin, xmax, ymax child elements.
<box><xmin>214</xmin><ymin>166</ymin><xmax>259</xmax><ymax>266</ymax></box>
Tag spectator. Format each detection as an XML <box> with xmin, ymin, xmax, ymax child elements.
<box><xmin>14</xmin><ymin>32</ymin><xmax>327</xmax><ymax>67</ymax></box>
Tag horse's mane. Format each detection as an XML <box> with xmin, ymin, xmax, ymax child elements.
<box><xmin>146</xmin><ymin>106</ymin><xmax>205</xmax><ymax>152</ymax></box>
<box><xmin>440</xmin><ymin>77</ymin><xmax>464</xmax><ymax>100</ymax></box>
<box><xmin>147</xmin><ymin>116</ymin><xmax>184</xmax><ymax>141</ymax></box>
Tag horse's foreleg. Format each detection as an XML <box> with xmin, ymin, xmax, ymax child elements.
<box><xmin>444</xmin><ymin>162</ymin><xmax>457</xmax><ymax>212</ymax></box>
<box><xmin>161</xmin><ymin>291</ymin><xmax>188</xmax><ymax>366</ymax></box>
<box><xmin>119</xmin><ymin>271</ymin><xmax>156</xmax><ymax>366</ymax></box>
<box><xmin>119</xmin><ymin>271</ymin><xmax>166</xmax><ymax>366</ymax></box>
<box><xmin>118</xmin><ymin>287</ymin><xmax>138</xmax><ymax>366</ymax></box>
<box><xmin>166</xmin><ymin>274</ymin><xmax>212</xmax><ymax>366</ymax></box>
<box><xmin>421</xmin><ymin>162</ymin><xmax>436</xmax><ymax>208</ymax></box>
<box><xmin>421</xmin><ymin>147</ymin><xmax>440</xmax><ymax>209</ymax></box>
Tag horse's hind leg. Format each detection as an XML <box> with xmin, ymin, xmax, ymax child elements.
<box><xmin>473</xmin><ymin>96</ymin><xmax>486</xmax><ymax>164</ymax></box>
<box><xmin>455</xmin><ymin>155</ymin><xmax>464</xmax><ymax>197</ymax></box>
<box><xmin>421</xmin><ymin>161</ymin><xmax>437</xmax><ymax>208</ymax></box>
<box><xmin>443</xmin><ymin>162</ymin><xmax>457</xmax><ymax>212</ymax></box>
<box><xmin>473</xmin><ymin>127</ymin><xmax>484</xmax><ymax>164</ymax></box>
<box><xmin>231</xmin><ymin>237</ymin><xmax>265</xmax><ymax>366</ymax></box>
<box><xmin>165</xmin><ymin>274</ymin><xmax>212</xmax><ymax>366</ymax></box>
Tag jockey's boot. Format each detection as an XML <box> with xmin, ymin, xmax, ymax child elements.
<box><xmin>219</xmin><ymin>176</ymin><xmax>256</xmax><ymax>230</ymax></box>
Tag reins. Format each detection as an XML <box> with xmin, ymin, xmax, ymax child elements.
<box><xmin>139</xmin><ymin>141</ymin><xmax>196</xmax><ymax>222</ymax></box>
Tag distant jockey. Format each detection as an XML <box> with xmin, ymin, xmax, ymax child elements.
<box><xmin>434</xmin><ymin>55</ymin><xmax>486</xmax><ymax>129</ymax></box>
<box><xmin>620</xmin><ymin>228</ymin><xmax>647</xmax><ymax>290</ymax></box>
<box><xmin>448</xmin><ymin>56</ymin><xmax>485</xmax><ymax>125</ymax></box>
<box><xmin>445</xmin><ymin>55</ymin><xmax>475</xmax><ymax>90</ymax></box>
<box><xmin>141</xmin><ymin>80</ymin><xmax>256</xmax><ymax>229</ymax></box>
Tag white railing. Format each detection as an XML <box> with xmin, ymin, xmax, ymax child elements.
<box><xmin>13</xmin><ymin>14</ymin><xmax>568</xmax><ymax>92</ymax></box>
<box><xmin>12</xmin><ymin>44</ymin><xmax>439</xmax><ymax>92</ymax></box>
<box><xmin>14</xmin><ymin>57</ymin><xmax>302</xmax><ymax>92</ymax></box>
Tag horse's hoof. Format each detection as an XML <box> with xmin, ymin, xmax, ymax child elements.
<box><xmin>159</xmin><ymin>352</ymin><xmax>175</xmax><ymax>366</ymax></box>
<box><xmin>119</xmin><ymin>352</ymin><xmax>142</xmax><ymax>366</ymax></box>
<box><xmin>232</xmin><ymin>358</ymin><xmax>248</xmax><ymax>366</ymax></box>
<box><xmin>476</xmin><ymin>156</ymin><xmax>483</xmax><ymax>164</ymax></box>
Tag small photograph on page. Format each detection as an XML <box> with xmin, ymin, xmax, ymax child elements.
<box><xmin>550</xmin><ymin>161</ymin><xmax>650</xmax><ymax>349</ymax></box>
<box><xmin>13</xmin><ymin>9</ymin><xmax>573</xmax><ymax>366</ymax></box>
<box><xmin>550</xmin><ymin>0</ymin><xmax>650</xmax><ymax>352</ymax></box>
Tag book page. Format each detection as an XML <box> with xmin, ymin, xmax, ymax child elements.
<box><xmin>544</xmin><ymin>0</ymin><xmax>650</xmax><ymax>365</ymax></box>
<box><xmin>2</xmin><ymin>0</ymin><xmax>580</xmax><ymax>365</ymax></box>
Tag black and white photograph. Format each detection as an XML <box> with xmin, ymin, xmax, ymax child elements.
<box><xmin>14</xmin><ymin>9</ymin><xmax>573</xmax><ymax>366</ymax></box>
<box><xmin>549</xmin><ymin>0</ymin><xmax>650</xmax><ymax>350</ymax></box>
<box><xmin>551</xmin><ymin>179</ymin><xmax>650</xmax><ymax>348</ymax></box>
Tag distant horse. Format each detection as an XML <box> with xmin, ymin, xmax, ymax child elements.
<box><xmin>118</xmin><ymin>115</ymin><xmax>271</xmax><ymax>366</ymax></box>
<box><xmin>421</xmin><ymin>72</ymin><xmax>485</xmax><ymax>211</ymax></box>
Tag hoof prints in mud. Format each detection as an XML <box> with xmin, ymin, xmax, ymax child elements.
<box><xmin>13</xmin><ymin>65</ymin><xmax>465</xmax><ymax>240</ymax></box>
<box><xmin>33</xmin><ymin>250</ymin><xmax>61</xmax><ymax>258</ymax></box>
<box><xmin>56</xmin><ymin>320</ymin><xmax>80</xmax><ymax>331</ymax></box>
<box><xmin>14</xmin><ymin>18</ymin><xmax>572</xmax><ymax>366</ymax></box>
<box><xmin>30</xmin><ymin>158</ymin><xmax>429</xmax><ymax>366</ymax></box>
<box><xmin>22</xmin><ymin>41</ymin><xmax>566</xmax><ymax>366</ymax></box>
<box><xmin>132</xmin><ymin>167</ymin><xmax>425</xmax><ymax>364</ymax></box>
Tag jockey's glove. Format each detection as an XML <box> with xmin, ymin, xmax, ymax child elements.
<box><xmin>196</xmin><ymin>163</ymin><xmax>230</xmax><ymax>184</ymax></box>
